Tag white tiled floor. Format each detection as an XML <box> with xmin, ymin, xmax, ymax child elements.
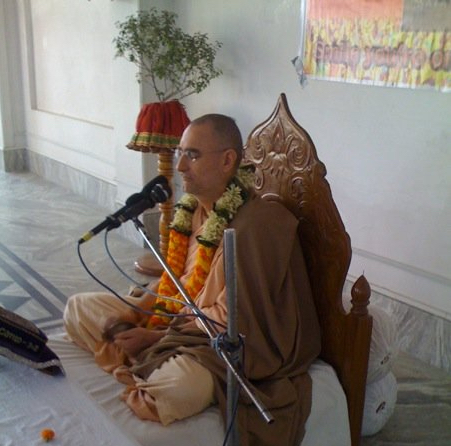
<box><xmin>0</xmin><ymin>170</ymin><xmax>150</xmax><ymax>331</ymax></box>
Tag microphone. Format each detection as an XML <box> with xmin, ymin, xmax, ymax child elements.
<box><xmin>78</xmin><ymin>175</ymin><xmax>171</xmax><ymax>244</ymax></box>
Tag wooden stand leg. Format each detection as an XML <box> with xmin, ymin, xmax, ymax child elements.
<box><xmin>134</xmin><ymin>151</ymin><xmax>174</xmax><ymax>276</ymax></box>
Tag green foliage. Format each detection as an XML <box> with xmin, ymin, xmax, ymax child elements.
<box><xmin>114</xmin><ymin>8</ymin><xmax>222</xmax><ymax>101</ymax></box>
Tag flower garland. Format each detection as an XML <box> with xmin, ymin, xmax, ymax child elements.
<box><xmin>145</xmin><ymin>164</ymin><xmax>255</xmax><ymax>328</ymax></box>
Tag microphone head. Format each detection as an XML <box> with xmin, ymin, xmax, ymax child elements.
<box><xmin>141</xmin><ymin>175</ymin><xmax>168</xmax><ymax>196</ymax></box>
<box><xmin>125</xmin><ymin>192</ymin><xmax>144</xmax><ymax>206</ymax></box>
<box><xmin>141</xmin><ymin>176</ymin><xmax>171</xmax><ymax>204</ymax></box>
<box><xmin>151</xmin><ymin>182</ymin><xmax>172</xmax><ymax>203</ymax></box>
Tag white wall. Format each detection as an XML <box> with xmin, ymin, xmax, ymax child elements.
<box><xmin>5</xmin><ymin>0</ymin><xmax>451</xmax><ymax>320</ymax></box>
<box><xmin>15</xmin><ymin>0</ymin><xmax>151</xmax><ymax>205</ymax></box>
<box><xmin>167</xmin><ymin>0</ymin><xmax>451</xmax><ymax>320</ymax></box>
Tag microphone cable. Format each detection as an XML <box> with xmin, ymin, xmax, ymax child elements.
<box><xmin>103</xmin><ymin>230</ymin><xmax>190</xmax><ymax>305</ymax></box>
<box><xmin>104</xmin><ymin>234</ymin><xmax>196</xmax><ymax>311</ymax></box>
<box><xmin>103</xmin><ymin>229</ymin><xmax>227</xmax><ymax>331</ymax></box>
<box><xmin>75</xmin><ymin>231</ymin><xmax>227</xmax><ymax>330</ymax></box>
<box><xmin>77</xmin><ymin>237</ymin><xmax>189</xmax><ymax>322</ymax></box>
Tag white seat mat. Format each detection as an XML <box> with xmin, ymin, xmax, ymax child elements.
<box><xmin>48</xmin><ymin>333</ymin><xmax>351</xmax><ymax>446</ymax></box>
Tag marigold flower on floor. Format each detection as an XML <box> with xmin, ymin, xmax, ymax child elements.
<box><xmin>41</xmin><ymin>428</ymin><xmax>55</xmax><ymax>442</ymax></box>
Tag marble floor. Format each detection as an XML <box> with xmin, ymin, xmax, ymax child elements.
<box><xmin>0</xmin><ymin>170</ymin><xmax>151</xmax><ymax>333</ymax></box>
<box><xmin>1</xmin><ymin>170</ymin><xmax>451</xmax><ymax>446</ymax></box>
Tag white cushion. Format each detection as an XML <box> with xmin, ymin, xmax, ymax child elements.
<box><xmin>367</xmin><ymin>305</ymin><xmax>399</xmax><ymax>384</ymax></box>
<box><xmin>362</xmin><ymin>371</ymin><xmax>397</xmax><ymax>436</ymax></box>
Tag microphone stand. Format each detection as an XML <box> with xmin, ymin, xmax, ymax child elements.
<box><xmin>224</xmin><ymin>228</ymin><xmax>240</xmax><ymax>446</ymax></box>
<box><xmin>132</xmin><ymin>218</ymin><xmax>274</xmax><ymax>445</ymax></box>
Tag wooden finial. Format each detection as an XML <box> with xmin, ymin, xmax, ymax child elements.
<box><xmin>350</xmin><ymin>275</ymin><xmax>371</xmax><ymax>316</ymax></box>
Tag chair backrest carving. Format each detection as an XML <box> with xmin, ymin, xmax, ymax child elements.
<box><xmin>243</xmin><ymin>93</ymin><xmax>372</xmax><ymax>446</ymax></box>
<box><xmin>244</xmin><ymin>93</ymin><xmax>351</xmax><ymax>361</ymax></box>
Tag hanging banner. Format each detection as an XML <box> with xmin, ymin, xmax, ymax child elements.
<box><xmin>293</xmin><ymin>0</ymin><xmax>451</xmax><ymax>92</ymax></box>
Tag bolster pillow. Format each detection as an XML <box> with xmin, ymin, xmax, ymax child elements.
<box><xmin>0</xmin><ymin>307</ymin><xmax>63</xmax><ymax>375</ymax></box>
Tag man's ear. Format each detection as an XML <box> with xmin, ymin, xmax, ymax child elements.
<box><xmin>222</xmin><ymin>148</ymin><xmax>238</xmax><ymax>174</ymax></box>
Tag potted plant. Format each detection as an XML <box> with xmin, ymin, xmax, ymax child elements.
<box><xmin>114</xmin><ymin>7</ymin><xmax>222</xmax><ymax>103</ymax></box>
<box><xmin>113</xmin><ymin>7</ymin><xmax>222</xmax><ymax>273</ymax></box>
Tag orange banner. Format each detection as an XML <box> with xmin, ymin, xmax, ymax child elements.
<box><xmin>294</xmin><ymin>0</ymin><xmax>451</xmax><ymax>91</ymax></box>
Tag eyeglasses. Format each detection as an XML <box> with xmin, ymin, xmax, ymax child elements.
<box><xmin>173</xmin><ymin>147</ymin><xmax>228</xmax><ymax>162</ymax></box>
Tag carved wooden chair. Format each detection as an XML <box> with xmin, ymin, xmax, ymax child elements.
<box><xmin>243</xmin><ymin>93</ymin><xmax>373</xmax><ymax>446</ymax></box>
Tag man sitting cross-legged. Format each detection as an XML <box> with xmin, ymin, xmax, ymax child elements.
<box><xmin>64</xmin><ymin>113</ymin><xmax>321</xmax><ymax>446</ymax></box>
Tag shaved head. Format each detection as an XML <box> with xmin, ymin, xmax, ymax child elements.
<box><xmin>189</xmin><ymin>114</ymin><xmax>243</xmax><ymax>168</ymax></box>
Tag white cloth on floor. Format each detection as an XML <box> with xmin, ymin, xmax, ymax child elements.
<box><xmin>45</xmin><ymin>332</ymin><xmax>352</xmax><ymax>446</ymax></box>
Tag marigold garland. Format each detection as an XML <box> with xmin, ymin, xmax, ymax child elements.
<box><xmin>146</xmin><ymin>164</ymin><xmax>255</xmax><ymax>328</ymax></box>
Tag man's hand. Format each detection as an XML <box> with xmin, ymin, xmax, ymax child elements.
<box><xmin>113</xmin><ymin>327</ymin><xmax>165</xmax><ymax>358</ymax></box>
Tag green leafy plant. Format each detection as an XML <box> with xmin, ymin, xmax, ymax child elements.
<box><xmin>114</xmin><ymin>8</ymin><xmax>222</xmax><ymax>102</ymax></box>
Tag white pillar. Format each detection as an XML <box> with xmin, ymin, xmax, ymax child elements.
<box><xmin>0</xmin><ymin>0</ymin><xmax>26</xmax><ymax>171</ymax></box>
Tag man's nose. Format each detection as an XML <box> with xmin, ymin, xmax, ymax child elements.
<box><xmin>176</xmin><ymin>155</ymin><xmax>187</xmax><ymax>172</ymax></box>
